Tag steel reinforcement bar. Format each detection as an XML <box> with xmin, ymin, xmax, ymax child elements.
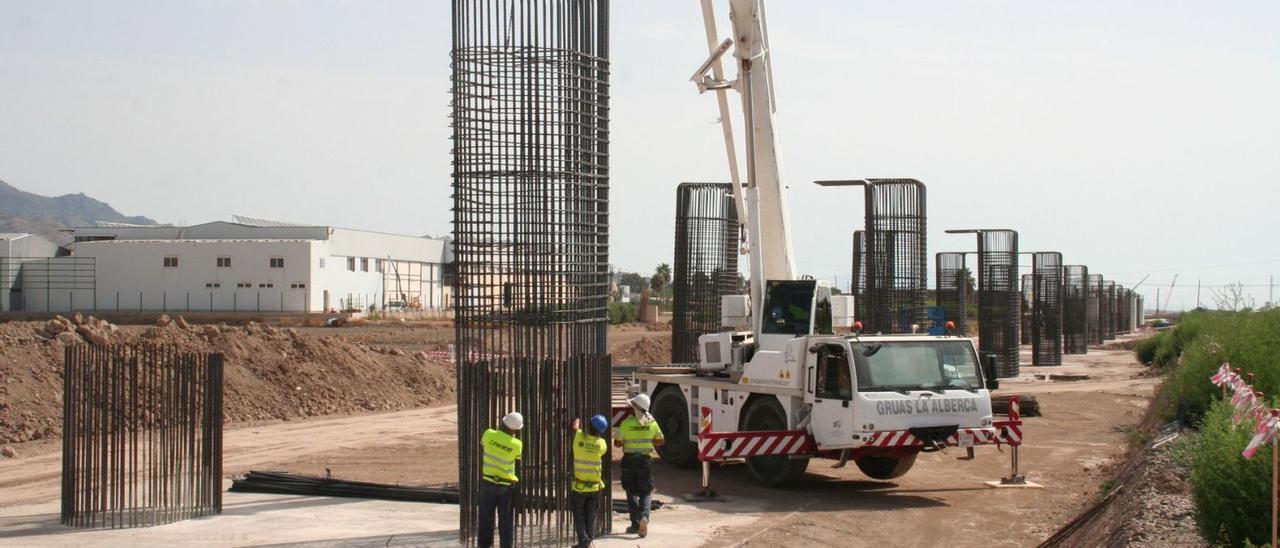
<box><xmin>672</xmin><ymin>182</ymin><xmax>739</xmax><ymax>363</ymax></box>
<box><xmin>1062</xmin><ymin>265</ymin><xmax>1089</xmax><ymax>354</ymax></box>
<box><xmin>935</xmin><ymin>252</ymin><xmax>968</xmax><ymax>334</ymax></box>
<box><xmin>1031</xmin><ymin>252</ymin><xmax>1064</xmax><ymax>366</ymax></box>
<box><xmin>947</xmin><ymin>229</ymin><xmax>1020</xmax><ymax>378</ymax></box>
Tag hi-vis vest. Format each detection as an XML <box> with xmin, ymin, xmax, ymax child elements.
<box><xmin>571</xmin><ymin>430</ymin><xmax>608</xmax><ymax>493</ymax></box>
<box><xmin>481</xmin><ymin>428</ymin><xmax>522</xmax><ymax>485</ymax></box>
<box><xmin>620</xmin><ymin>416</ymin><xmax>663</xmax><ymax>456</ymax></box>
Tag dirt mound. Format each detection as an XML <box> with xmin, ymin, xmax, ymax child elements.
<box><xmin>0</xmin><ymin>318</ymin><xmax>454</xmax><ymax>446</ymax></box>
<box><xmin>611</xmin><ymin>333</ymin><xmax>672</xmax><ymax>364</ymax></box>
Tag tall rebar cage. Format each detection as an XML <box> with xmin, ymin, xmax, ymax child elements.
<box><xmin>1114</xmin><ymin>285</ymin><xmax>1128</xmax><ymax>336</ymax></box>
<box><xmin>948</xmin><ymin>229</ymin><xmax>1020</xmax><ymax>378</ymax></box>
<box><xmin>860</xmin><ymin>179</ymin><xmax>927</xmax><ymax>333</ymax></box>
<box><xmin>1032</xmin><ymin>252</ymin><xmax>1064</xmax><ymax>366</ymax></box>
<box><xmin>851</xmin><ymin>230</ymin><xmax>866</xmax><ymax>309</ymax></box>
<box><xmin>672</xmin><ymin>183</ymin><xmax>739</xmax><ymax>363</ymax></box>
<box><xmin>1087</xmin><ymin>274</ymin><xmax>1104</xmax><ymax>345</ymax></box>
<box><xmin>935</xmin><ymin>252</ymin><xmax>968</xmax><ymax>334</ymax></box>
<box><xmin>1020</xmin><ymin>274</ymin><xmax>1034</xmax><ymax>346</ymax></box>
<box><xmin>451</xmin><ymin>1</ymin><xmax>612</xmax><ymax>544</ymax></box>
<box><xmin>1137</xmin><ymin>294</ymin><xmax>1145</xmax><ymax>326</ymax></box>
<box><xmin>1101</xmin><ymin>280</ymin><xmax>1116</xmax><ymax>341</ymax></box>
<box><xmin>1063</xmin><ymin>265</ymin><xmax>1089</xmax><ymax>354</ymax></box>
<box><xmin>61</xmin><ymin>345</ymin><xmax>224</xmax><ymax>528</ymax></box>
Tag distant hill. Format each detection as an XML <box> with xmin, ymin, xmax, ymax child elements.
<box><xmin>0</xmin><ymin>180</ymin><xmax>156</xmax><ymax>244</ymax></box>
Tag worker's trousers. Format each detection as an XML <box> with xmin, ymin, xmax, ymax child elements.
<box><xmin>477</xmin><ymin>480</ymin><xmax>515</xmax><ymax>548</ymax></box>
<box><xmin>620</xmin><ymin>453</ymin><xmax>654</xmax><ymax>528</ymax></box>
<box><xmin>570</xmin><ymin>490</ymin><xmax>601</xmax><ymax>546</ymax></box>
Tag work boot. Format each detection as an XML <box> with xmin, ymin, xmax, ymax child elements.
<box><xmin>638</xmin><ymin>518</ymin><xmax>649</xmax><ymax>538</ymax></box>
<box><xmin>625</xmin><ymin>524</ymin><xmax>639</xmax><ymax>535</ymax></box>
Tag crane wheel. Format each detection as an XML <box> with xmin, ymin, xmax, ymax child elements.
<box><xmin>740</xmin><ymin>397</ymin><xmax>809</xmax><ymax>487</ymax></box>
<box><xmin>854</xmin><ymin>452</ymin><xmax>918</xmax><ymax>480</ymax></box>
<box><xmin>651</xmin><ymin>386</ymin><xmax>699</xmax><ymax>467</ymax></box>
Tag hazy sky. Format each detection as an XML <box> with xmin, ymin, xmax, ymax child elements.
<box><xmin>2</xmin><ymin>1</ymin><xmax>1277</xmax><ymax>310</ymax></box>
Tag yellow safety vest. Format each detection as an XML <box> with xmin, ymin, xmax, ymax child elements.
<box><xmin>620</xmin><ymin>416</ymin><xmax>663</xmax><ymax>456</ymax></box>
<box><xmin>571</xmin><ymin>430</ymin><xmax>608</xmax><ymax>493</ymax></box>
<box><xmin>481</xmin><ymin>428</ymin><xmax>522</xmax><ymax>485</ymax></box>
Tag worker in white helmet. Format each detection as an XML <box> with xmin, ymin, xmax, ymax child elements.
<box><xmin>478</xmin><ymin>411</ymin><xmax>524</xmax><ymax>548</ymax></box>
<box><xmin>616</xmin><ymin>393</ymin><xmax>664</xmax><ymax>538</ymax></box>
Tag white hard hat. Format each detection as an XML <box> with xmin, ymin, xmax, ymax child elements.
<box><xmin>629</xmin><ymin>394</ymin><xmax>651</xmax><ymax>412</ymax></box>
<box><xmin>502</xmin><ymin>412</ymin><xmax>524</xmax><ymax>431</ymax></box>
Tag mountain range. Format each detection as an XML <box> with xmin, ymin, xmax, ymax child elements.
<box><xmin>0</xmin><ymin>180</ymin><xmax>155</xmax><ymax>244</ymax></box>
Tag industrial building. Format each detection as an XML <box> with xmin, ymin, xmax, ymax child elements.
<box><xmin>4</xmin><ymin>216</ymin><xmax>451</xmax><ymax>314</ymax></box>
<box><xmin>0</xmin><ymin>232</ymin><xmax>64</xmax><ymax>312</ymax></box>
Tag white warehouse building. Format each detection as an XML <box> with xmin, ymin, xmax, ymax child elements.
<box><xmin>18</xmin><ymin>216</ymin><xmax>452</xmax><ymax>314</ymax></box>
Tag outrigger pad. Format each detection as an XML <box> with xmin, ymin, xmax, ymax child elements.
<box><xmin>682</xmin><ymin>488</ymin><xmax>727</xmax><ymax>502</ymax></box>
<box><xmin>984</xmin><ymin>478</ymin><xmax>1044</xmax><ymax>489</ymax></box>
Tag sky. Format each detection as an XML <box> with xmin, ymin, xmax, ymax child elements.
<box><xmin>1</xmin><ymin>1</ymin><xmax>1277</xmax><ymax>310</ymax></box>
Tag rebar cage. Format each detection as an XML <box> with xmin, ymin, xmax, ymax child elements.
<box><xmin>860</xmin><ymin>179</ymin><xmax>927</xmax><ymax>333</ymax></box>
<box><xmin>672</xmin><ymin>183</ymin><xmax>739</xmax><ymax>363</ymax></box>
<box><xmin>935</xmin><ymin>252</ymin><xmax>968</xmax><ymax>334</ymax></box>
<box><xmin>1062</xmin><ymin>265</ymin><xmax>1089</xmax><ymax>354</ymax></box>
<box><xmin>61</xmin><ymin>345</ymin><xmax>224</xmax><ymax>528</ymax></box>
<box><xmin>451</xmin><ymin>0</ymin><xmax>612</xmax><ymax>544</ymax></box>
<box><xmin>1101</xmin><ymin>280</ymin><xmax>1117</xmax><ymax>341</ymax></box>
<box><xmin>851</xmin><ymin>230</ymin><xmax>866</xmax><ymax>306</ymax></box>
<box><xmin>1087</xmin><ymin>274</ymin><xmax>1104</xmax><ymax>345</ymax></box>
<box><xmin>949</xmin><ymin>229</ymin><xmax>1020</xmax><ymax>378</ymax></box>
<box><xmin>1031</xmin><ymin>252</ymin><xmax>1064</xmax><ymax>366</ymax></box>
<box><xmin>1021</xmin><ymin>274</ymin><xmax>1034</xmax><ymax>346</ymax></box>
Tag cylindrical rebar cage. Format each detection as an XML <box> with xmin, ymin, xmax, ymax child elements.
<box><xmin>1087</xmin><ymin>274</ymin><xmax>1104</xmax><ymax>345</ymax></box>
<box><xmin>1101</xmin><ymin>280</ymin><xmax>1116</xmax><ymax>341</ymax></box>
<box><xmin>1031</xmin><ymin>252</ymin><xmax>1063</xmax><ymax>365</ymax></box>
<box><xmin>1062</xmin><ymin>265</ymin><xmax>1089</xmax><ymax>354</ymax></box>
<box><xmin>973</xmin><ymin>230</ymin><xmax>1020</xmax><ymax>377</ymax></box>
<box><xmin>672</xmin><ymin>183</ymin><xmax>739</xmax><ymax>363</ymax></box>
<box><xmin>935</xmin><ymin>252</ymin><xmax>968</xmax><ymax>334</ymax></box>
<box><xmin>851</xmin><ymin>230</ymin><xmax>866</xmax><ymax>311</ymax></box>
<box><xmin>451</xmin><ymin>1</ymin><xmax>612</xmax><ymax>543</ymax></box>
<box><xmin>61</xmin><ymin>345</ymin><xmax>224</xmax><ymax>528</ymax></box>
<box><xmin>1020</xmin><ymin>273</ymin><xmax>1034</xmax><ymax>346</ymax></box>
<box><xmin>861</xmin><ymin>179</ymin><xmax>927</xmax><ymax>333</ymax></box>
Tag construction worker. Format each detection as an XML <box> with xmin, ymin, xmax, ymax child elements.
<box><xmin>568</xmin><ymin>414</ymin><xmax>610</xmax><ymax>548</ymax></box>
<box><xmin>616</xmin><ymin>394</ymin><xmax>664</xmax><ymax>537</ymax></box>
<box><xmin>479</xmin><ymin>412</ymin><xmax>524</xmax><ymax>548</ymax></box>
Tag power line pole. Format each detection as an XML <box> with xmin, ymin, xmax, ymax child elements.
<box><xmin>1156</xmin><ymin>288</ymin><xmax>1161</xmax><ymax>316</ymax></box>
<box><xmin>1196</xmin><ymin>279</ymin><xmax>1201</xmax><ymax>309</ymax></box>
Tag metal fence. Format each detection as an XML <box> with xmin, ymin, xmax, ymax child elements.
<box><xmin>61</xmin><ymin>345</ymin><xmax>224</xmax><ymax>528</ymax></box>
<box><xmin>860</xmin><ymin>179</ymin><xmax>927</xmax><ymax>333</ymax></box>
<box><xmin>934</xmin><ymin>252</ymin><xmax>968</xmax><ymax>334</ymax></box>
<box><xmin>1032</xmin><ymin>252</ymin><xmax>1064</xmax><ymax>366</ymax></box>
<box><xmin>0</xmin><ymin>256</ymin><xmax>96</xmax><ymax>312</ymax></box>
<box><xmin>948</xmin><ymin>229</ymin><xmax>1020</xmax><ymax>378</ymax></box>
<box><xmin>1063</xmin><ymin>265</ymin><xmax>1089</xmax><ymax>354</ymax></box>
<box><xmin>672</xmin><ymin>183</ymin><xmax>739</xmax><ymax>363</ymax></box>
<box><xmin>451</xmin><ymin>0</ymin><xmax>612</xmax><ymax>544</ymax></box>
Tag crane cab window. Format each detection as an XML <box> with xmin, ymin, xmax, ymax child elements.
<box><xmin>816</xmin><ymin>348</ymin><xmax>852</xmax><ymax>400</ymax></box>
<box><xmin>761</xmin><ymin>280</ymin><xmax>816</xmax><ymax>335</ymax></box>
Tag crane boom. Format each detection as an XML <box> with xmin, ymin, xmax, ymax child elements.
<box><xmin>696</xmin><ymin>0</ymin><xmax>797</xmax><ymax>334</ymax></box>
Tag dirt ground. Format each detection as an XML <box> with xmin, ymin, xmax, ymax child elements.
<box><xmin>0</xmin><ymin>321</ymin><xmax>1153</xmax><ymax>547</ymax></box>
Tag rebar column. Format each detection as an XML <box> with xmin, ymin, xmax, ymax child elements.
<box><xmin>1020</xmin><ymin>273</ymin><xmax>1034</xmax><ymax>346</ymax></box>
<box><xmin>672</xmin><ymin>183</ymin><xmax>739</xmax><ymax>363</ymax></box>
<box><xmin>1031</xmin><ymin>252</ymin><xmax>1064</xmax><ymax>366</ymax></box>
<box><xmin>61</xmin><ymin>345</ymin><xmax>224</xmax><ymax>528</ymax></box>
<box><xmin>851</xmin><ymin>230</ymin><xmax>866</xmax><ymax>314</ymax></box>
<box><xmin>860</xmin><ymin>179</ymin><xmax>927</xmax><ymax>333</ymax></box>
<box><xmin>947</xmin><ymin>229</ymin><xmax>1020</xmax><ymax>378</ymax></box>
<box><xmin>1087</xmin><ymin>274</ymin><xmax>1104</xmax><ymax>345</ymax></box>
<box><xmin>1101</xmin><ymin>280</ymin><xmax>1116</xmax><ymax>341</ymax></box>
<box><xmin>935</xmin><ymin>252</ymin><xmax>968</xmax><ymax>334</ymax></box>
<box><xmin>451</xmin><ymin>1</ymin><xmax>612</xmax><ymax>544</ymax></box>
<box><xmin>1062</xmin><ymin>265</ymin><xmax>1089</xmax><ymax>354</ymax></box>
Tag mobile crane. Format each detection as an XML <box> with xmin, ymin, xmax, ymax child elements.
<box><xmin>630</xmin><ymin>0</ymin><xmax>1010</xmax><ymax>486</ymax></box>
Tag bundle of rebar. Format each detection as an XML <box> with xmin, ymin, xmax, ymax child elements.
<box><xmin>1062</xmin><ymin>265</ymin><xmax>1090</xmax><ymax>354</ymax></box>
<box><xmin>672</xmin><ymin>182</ymin><xmax>739</xmax><ymax>363</ymax></box>
<box><xmin>934</xmin><ymin>252</ymin><xmax>968</xmax><ymax>334</ymax></box>
<box><xmin>451</xmin><ymin>0</ymin><xmax>612</xmax><ymax>544</ymax></box>
<box><xmin>61</xmin><ymin>345</ymin><xmax>224</xmax><ymax>528</ymax></box>
<box><xmin>1031</xmin><ymin>252</ymin><xmax>1064</xmax><ymax>366</ymax></box>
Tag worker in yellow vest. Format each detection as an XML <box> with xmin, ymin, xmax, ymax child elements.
<box><xmin>569</xmin><ymin>414</ymin><xmax>610</xmax><ymax>548</ymax></box>
<box><xmin>479</xmin><ymin>412</ymin><xmax>524</xmax><ymax>548</ymax></box>
<box><xmin>616</xmin><ymin>394</ymin><xmax>664</xmax><ymax>538</ymax></box>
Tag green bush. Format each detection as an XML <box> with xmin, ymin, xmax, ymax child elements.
<box><xmin>1186</xmin><ymin>399</ymin><xmax>1274</xmax><ymax>546</ymax></box>
<box><xmin>607</xmin><ymin>302</ymin><xmax>636</xmax><ymax>324</ymax></box>
<box><xmin>1158</xmin><ymin>309</ymin><xmax>1280</xmax><ymax>421</ymax></box>
<box><xmin>1133</xmin><ymin>333</ymin><xmax>1163</xmax><ymax>365</ymax></box>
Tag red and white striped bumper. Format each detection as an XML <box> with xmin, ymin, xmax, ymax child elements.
<box><xmin>861</xmin><ymin>426</ymin><xmax>1007</xmax><ymax>448</ymax></box>
<box><xmin>698</xmin><ymin>430</ymin><xmax>815</xmax><ymax>461</ymax></box>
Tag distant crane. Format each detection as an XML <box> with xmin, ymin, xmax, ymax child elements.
<box><xmin>1163</xmin><ymin>274</ymin><xmax>1178</xmax><ymax>312</ymax></box>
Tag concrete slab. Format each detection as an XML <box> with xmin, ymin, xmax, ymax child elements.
<box><xmin>0</xmin><ymin>490</ymin><xmax>755</xmax><ymax>547</ymax></box>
